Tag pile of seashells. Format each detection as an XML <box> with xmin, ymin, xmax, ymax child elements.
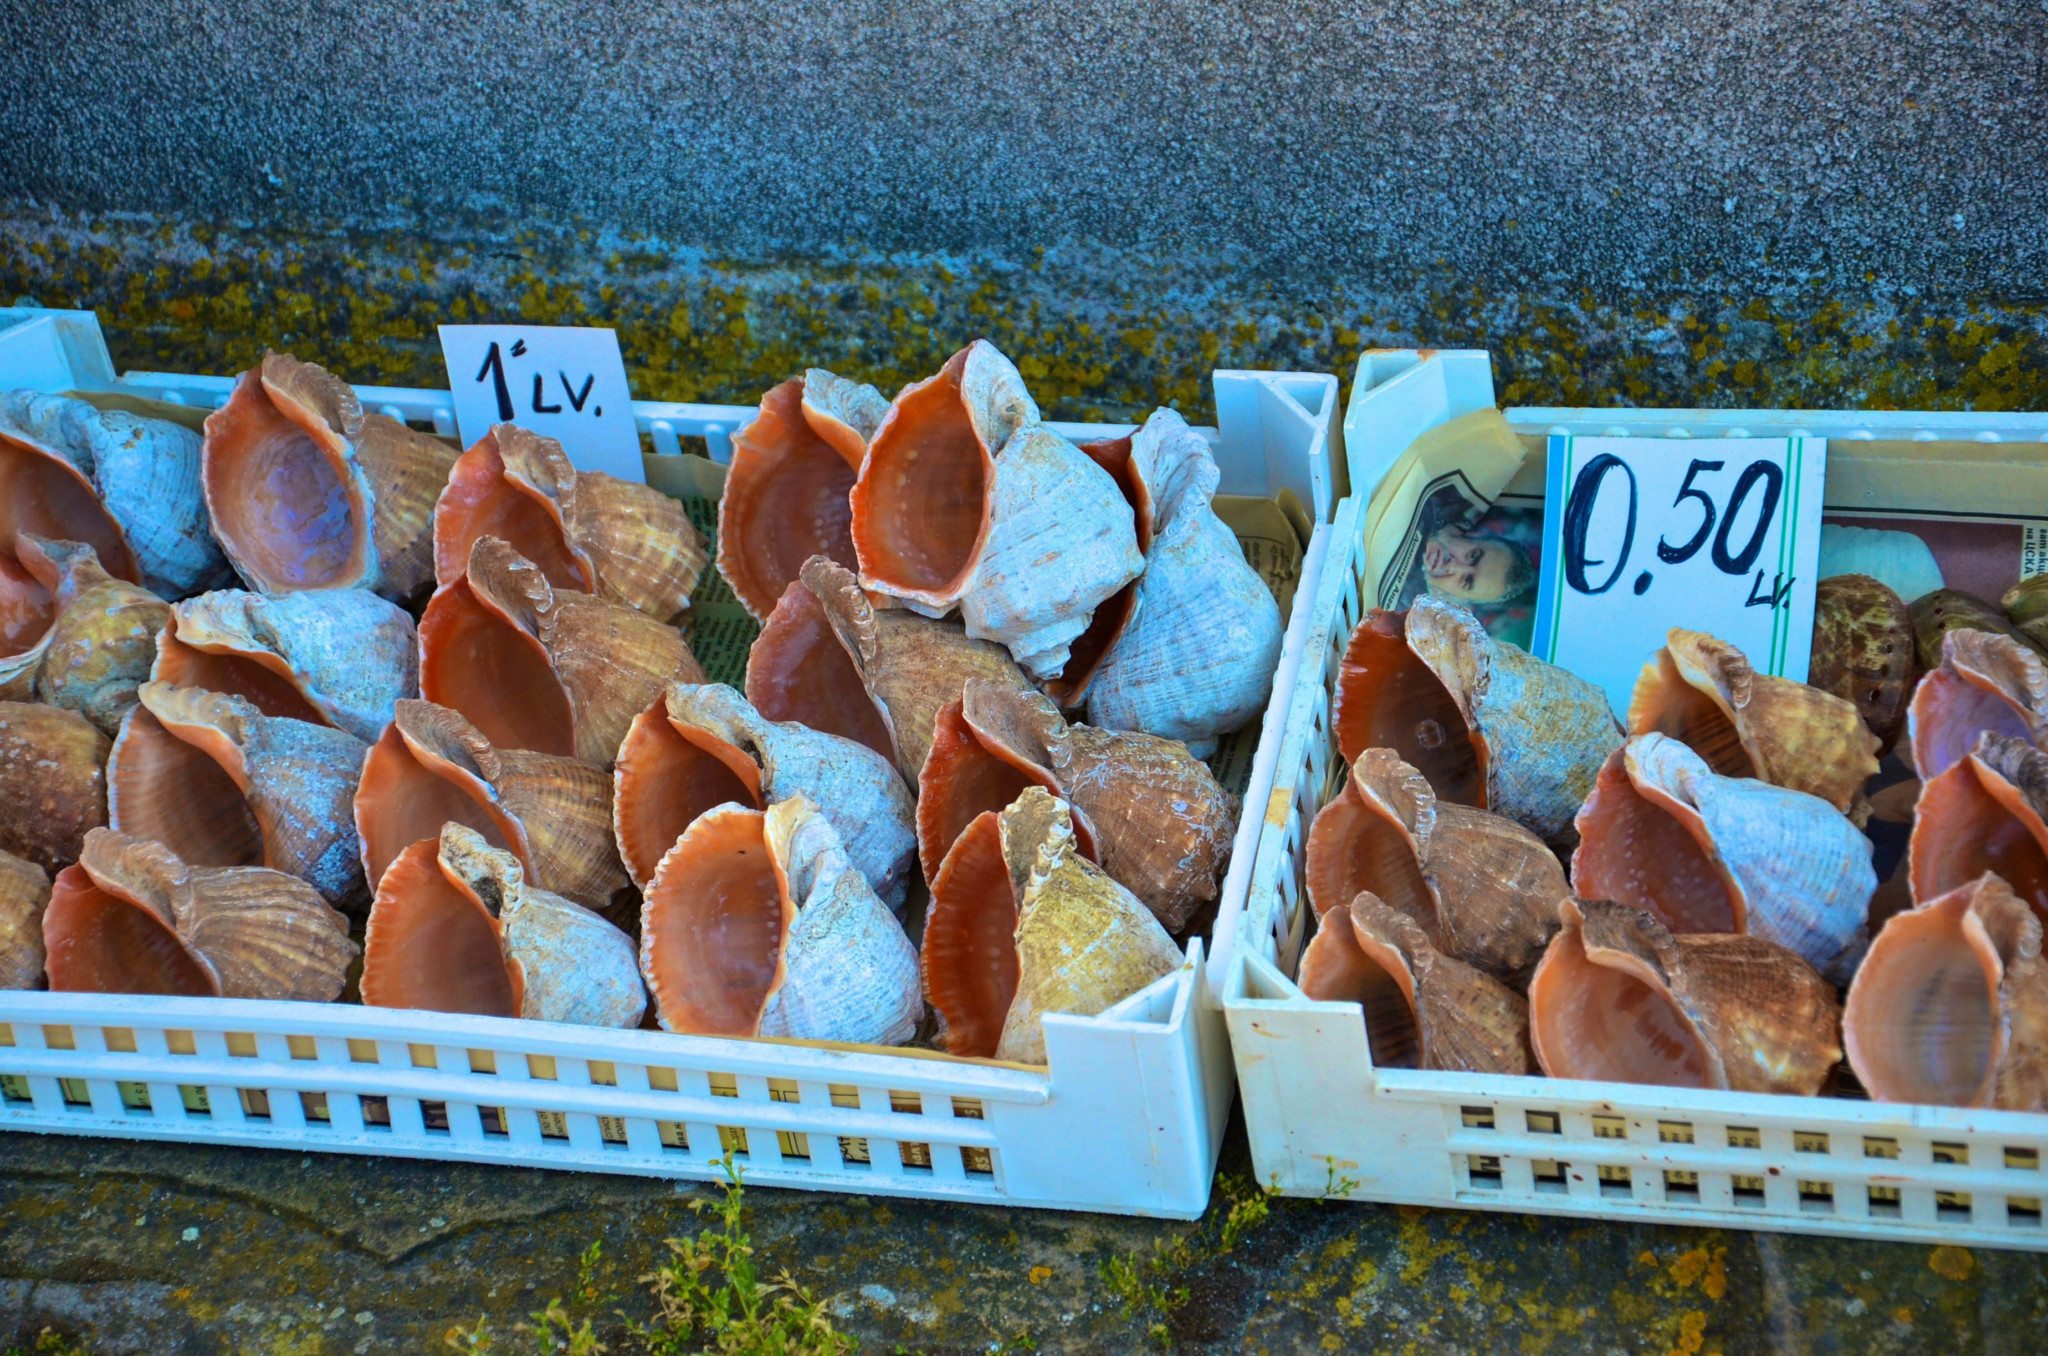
<box><xmin>1301</xmin><ymin>581</ymin><xmax>2048</xmax><ymax>1111</ymax></box>
<box><xmin>0</xmin><ymin>340</ymin><xmax>1281</xmax><ymax>1066</ymax></box>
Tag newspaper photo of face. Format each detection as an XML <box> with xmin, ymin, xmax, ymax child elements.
<box><xmin>1423</xmin><ymin>522</ymin><xmax>1537</xmax><ymax>606</ymax></box>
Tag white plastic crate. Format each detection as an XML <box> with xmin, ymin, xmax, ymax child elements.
<box><xmin>0</xmin><ymin>309</ymin><xmax>1343</xmax><ymax>1218</ymax></box>
<box><xmin>1224</xmin><ymin>348</ymin><xmax>2048</xmax><ymax>1247</ymax></box>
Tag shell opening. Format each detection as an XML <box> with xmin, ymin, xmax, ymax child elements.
<box><xmin>1571</xmin><ymin>762</ymin><xmax>1740</xmax><ymax>933</ymax></box>
<box><xmin>613</xmin><ymin>707</ymin><xmax>765</xmax><ymax>886</ymax></box>
<box><xmin>1304</xmin><ymin>776</ymin><xmax>1433</xmax><ymax>923</ymax></box>
<box><xmin>43</xmin><ymin>863</ymin><xmax>218</xmax><ymax>997</ymax></box>
<box><xmin>109</xmin><ymin>708</ymin><xmax>263</xmax><ymax>871</ymax></box>
<box><xmin>361</xmin><ymin>839</ymin><xmax>521</xmax><ymax>1016</ymax></box>
<box><xmin>718</xmin><ymin>378</ymin><xmax>860</xmax><ymax>619</ymax></box>
<box><xmin>203</xmin><ymin>375</ymin><xmax>361</xmax><ymax>589</ymax></box>
<box><xmin>0</xmin><ymin>435</ymin><xmax>137</xmax><ymax>586</ymax></box>
<box><xmin>0</xmin><ymin>549</ymin><xmax>56</xmax><ymax>658</ymax></box>
<box><xmin>641</xmin><ymin>807</ymin><xmax>788</xmax><ymax>1035</ymax></box>
<box><xmin>1844</xmin><ymin>897</ymin><xmax>2000</xmax><ymax>1107</ymax></box>
<box><xmin>851</xmin><ymin>357</ymin><xmax>990</xmax><ymax>599</ymax></box>
<box><xmin>1632</xmin><ymin>656</ymin><xmax>1759</xmax><ymax>779</ymax></box>
<box><xmin>921</xmin><ymin>811</ymin><xmax>1020</xmax><ymax>1058</ymax></box>
<box><xmin>1911</xmin><ymin>756</ymin><xmax>2048</xmax><ymax>920</ymax></box>
<box><xmin>918</xmin><ymin>700</ymin><xmax>1057</xmax><ymax>882</ymax></box>
<box><xmin>433</xmin><ymin>434</ymin><xmax>589</xmax><ymax>595</ymax></box>
<box><xmin>745</xmin><ymin>579</ymin><xmax>895</xmax><ymax>760</ymax></box>
<box><xmin>1333</xmin><ymin>613</ymin><xmax>1485</xmax><ymax>807</ymax></box>
<box><xmin>1529</xmin><ymin>927</ymin><xmax>1713</xmax><ymax>1087</ymax></box>
<box><xmin>154</xmin><ymin>621</ymin><xmax>328</xmax><ymax>727</ymax></box>
<box><xmin>355</xmin><ymin>725</ymin><xmax>519</xmax><ymax>891</ymax></box>
<box><xmin>1297</xmin><ymin>904</ymin><xmax>1422</xmax><ymax>1068</ymax></box>
<box><xmin>418</xmin><ymin>581</ymin><xmax>576</xmax><ymax>759</ymax></box>
<box><xmin>1914</xmin><ymin>670</ymin><xmax>2038</xmax><ymax>782</ymax></box>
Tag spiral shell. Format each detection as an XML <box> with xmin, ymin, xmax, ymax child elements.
<box><xmin>0</xmin><ymin>700</ymin><xmax>109</xmax><ymax>872</ymax></box>
<box><xmin>1912</xmin><ymin>588</ymin><xmax>2044</xmax><ymax>672</ymax></box>
<box><xmin>1808</xmin><ymin>574</ymin><xmax>1916</xmax><ymax>754</ymax></box>
<box><xmin>0</xmin><ymin>535</ymin><xmax>168</xmax><ymax>734</ymax></box>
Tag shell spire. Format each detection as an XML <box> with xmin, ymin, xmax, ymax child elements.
<box><xmin>0</xmin><ymin>534</ymin><xmax>168</xmax><ymax>734</ymax></box>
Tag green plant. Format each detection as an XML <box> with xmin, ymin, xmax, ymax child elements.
<box><xmin>1097</xmin><ymin>1173</ymin><xmax>1279</xmax><ymax>1347</ymax></box>
<box><xmin>445</xmin><ymin>1241</ymin><xmax>611</xmax><ymax>1354</ymax></box>
<box><xmin>4</xmin><ymin>1330</ymin><xmax>94</xmax><ymax>1356</ymax></box>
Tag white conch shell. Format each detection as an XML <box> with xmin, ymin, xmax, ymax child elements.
<box><xmin>958</xmin><ymin>424</ymin><xmax>1143</xmax><ymax>679</ymax></box>
<box><xmin>994</xmin><ymin>788</ymin><xmax>1183</xmax><ymax>1063</ymax></box>
<box><xmin>1572</xmin><ymin>733</ymin><xmax>1876</xmax><ymax>986</ymax></box>
<box><xmin>154</xmin><ymin>587</ymin><xmax>418</xmax><ymax>742</ymax></box>
<box><xmin>1086</xmin><ymin>408</ymin><xmax>1282</xmax><ymax>758</ymax></box>
<box><xmin>758</xmin><ymin>796</ymin><xmax>923</xmax><ymax>1045</ymax></box>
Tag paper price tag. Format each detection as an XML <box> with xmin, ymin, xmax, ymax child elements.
<box><xmin>438</xmin><ymin>324</ymin><xmax>644</xmax><ymax>483</ymax></box>
<box><xmin>1531</xmin><ymin>435</ymin><xmax>1827</xmax><ymax>719</ymax></box>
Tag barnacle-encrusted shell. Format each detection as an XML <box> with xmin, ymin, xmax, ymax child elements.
<box><xmin>1334</xmin><ymin>598</ymin><xmax>1622</xmax><ymax>844</ymax></box>
<box><xmin>613</xmin><ymin>683</ymin><xmax>915</xmax><ymax>909</ymax></box>
<box><xmin>922</xmin><ymin>809</ymin><xmax>1018</xmax><ymax>1057</ymax></box>
<box><xmin>43</xmin><ymin>828</ymin><xmax>353</xmax><ymax>1000</ymax></box>
<box><xmin>2005</xmin><ymin>574</ymin><xmax>2048</xmax><ymax>651</ymax></box>
<box><xmin>202</xmin><ymin>352</ymin><xmax>457</xmax><ymax>601</ymax></box>
<box><xmin>994</xmin><ymin>788</ymin><xmax>1183</xmax><ymax>1064</ymax></box>
<box><xmin>1298</xmin><ymin>894</ymin><xmax>1533</xmax><ymax>1074</ymax></box>
<box><xmin>0</xmin><ymin>535</ymin><xmax>168</xmax><ymax>734</ymax></box>
<box><xmin>1306</xmin><ymin>748</ymin><xmax>1566</xmax><ymax>985</ymax></box>
<box><xmin>1086</xmin><ymin>408</ymin><xmax>1281</xmax><ymax>758</ymax></box>
<box><xmin>1909</xmin><ymin>732</ymin><xmax>2048</xmax><ymax>922</ymax></box>
<box><xmin>0</xmin><ymin>700</ymin><xmax>109</xmax><ymax>872</ymax></box>
<box><xmin>0</xmin><ymin>388</ymin><xmax>229</xmax><ymax>598</ymax></box>
<box><xmin>153</xmin><ymin>586</ymin><xmax>417</xmax><ymax>741</ymax></box>
<box><xmin>1043</xmin><ymin>431</ymin><xmax>1151</xmax><ymax>707</ymax></box>
<box><xmin>419</xmin><ymin>536</ymin><xmax>705</xmax><ymax>767</ymax></box>
<box><xmin>1809</xmin><ymin>574</ymin><xmax>1916</xmax><ymax>754</ymax></box>
<box><xmin>800</xmin><ymin>555</ymin><xmax>1032</xmax><ymax>782</ymax></box>
<box><xmin>1912</xmin><ymin>588</ymin><xmax>2044</xmax><ymax>671</ymax></box>
<box><xmin>1844</xmin><ymin>872</ymin><xmax>2048</xmax><ymax>1110</ymax></box>
<box><xmin>1528</xmin><ymin>897</ymin><xmax>1841</xmax><ymax>1095</ymax></box>
<box><xmin>353</xmin><ymin>699</ymin><xmax>626</xmax><ymax>908</ymax></box>
<box><xmin>744</xmin><ymin>575</ymin><xmax>895</xmax><ymax>760</ymax></box>
<box><xmin>1571</xmin><ymin>734</ymin><xmax>1875</xmax><ymax>985</ymax></box>
<box><xmin>109</xmin><ymin>682</ymin><xmax>370</xmax><ymax>905</ymax></box>
<box><xmin>717</xmin><ymin>373</ymin><xmax>885</xmax><ymax>620</ymax></box>
<box><xmin>0</xmin><ymin>848</ymin><xmax>51</xmax><ymax>989</ymax></box>
<box><xmin>434</xmin><ymin>422</ymin><xmax>705</xmax><ymax>621</ymax></box>
<box><xmin>1629</xmin><ymin>628</ymin><xmax>1881</xmax><ymax>820</ymax></box>
<box><xmin>1907</xmin><ymin>628</ymin><xmax>2048</xmax><ymax>782</ymax></box>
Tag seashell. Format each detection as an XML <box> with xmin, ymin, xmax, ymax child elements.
<box><xmin>0</xmin><ymin>848</ymin><xmax>51</xmax><ymax>989</ymax></box>
<box><xmin>1906</xmin><ymin>627</ymin><xmax>2048</xmax><ymax>782</ymax></box>
<box><xmin>848</xmin><ymin>340</ymin><xmax>1039</xmax><ymax>613</ymax></box>
<box><xmin>362</xmin><ymin>822</ymin><xmax>644</xmax><ymax>1025</ymax></box>
<box><xmin>2005</xmin><ymin>573</ymin><xmax>2048</xmax><ymax>651</ymax></box>
<box><xmin>1306</xmin><ymin>748</ymin><xmax>1567</xmax><ymax>985</ymax></box>
<box><xmin>921</xmin><ymin>809</ymin><xmax>1019</xmax><ymax>1057</ymax></box>
<box><xmin>640</xmin><ymin>797</ymin><xmax>920</xmax><ymax>1044</ymax></box>
<box><xmin>799</xmin><ymin>555</ymin><xmax>1032</xmax><ymax>782</ymax></box>
<box><xmin>716</xmin><ymin>372</ymin><xmax>886</xmax><ymax>620</ymax></box>
<box><xmin>1528</xmin><ymin>897</ymin><xmax>1841</xmax><ymax>1095</ymax></box>
<box><xmin>0</xmin><ymin>546</ymin><xmax>58</xmax><ymax>676</ymax></box>
<box><xmin>0</xmin><ymin>700</ymin><xmax>110</xmax><ymax>872</ymax></box>
<box><xmin>1808</xmin><ymin>574</ymin><xmax>1916</xmax><ymax>754</ymax></box>
<box><xmin>1909</xmin><ymin>731</ymin><xmax>2048</xmax><ymax>922</ymax></box>
<box><xmin>434</xmin><ymin>422</ymin><xmax>705</xmax><ymax>622</ymax></box>
<box><xmin>1333</xmin><ymin>598</ymin><xmax>1622</xmax><ymax>844</ymax></box>
<box><xmin>1297</xmin><ymin>894</ymin><xmax>1533</xmax><ymax>1074</ymax></box>
<box><xmin>1629</xmin><ymin>628</ymin><xmax>1880</xmax><ymax>820</ymax></box>
<box><xmin>0</xmin><ymin>388</ymin><xmax>230</xmax><ymax>599</ymax></box>
<box><xmin>1911</xmin><ymin>587</ymin><xmax>2044</xmax><ymax>672</ymax></box>
<box><xmin>744</xmin><ymin>575</ymin><xmax>895</xmax><ymax>760</ymax></box>
<box><xmin>152</xmin><ymin>586</ymin><xmax>416</xmax><ymax>742</ymax></box>
<box><xmin>916</xmin><ymin>681</ymin><xmax>1094</xmax><ymax>886</ymax></box>
<box><xmin>1085</xmin><ymin>408</ymin><xmax>1281</xmax><ymax>758</ymax></box>
<box><xmin>109</xmin><ymin>681</ymin><xmax>370</xmax><ymax>905</ymax></box>
<box><xmin>993</xmin><ymin>788</ymin><xmax>1183</xmax><ymax>1064</ymax></box>
<box><xmin>201</xmin><ymin>352</ymin><xmax>457</xmax><ymax>601</ymax></box>
<box><xmin>354</xmin><ymin>699</ymin><xmax>625</xmax><ymax>908</ymax></box>
<box><xmin>43</xmin><ymin>827</ymin><xmax>353</xmax><ymax>1000</ymax></box>
<box><xmin>1844</xmin><ymin>872</ymin><xmax>2048</xmax><ymax>1110</ymax></box>
<box><xmin>1043</xmin><ymin>431</ymin><xmax>1152</xmax><ymax>707</ymax></box>
<box><xmin>1572</xmin><ymin>734</ymin><xmax>1875</xmax><ymax>985</ymax></box>
<box><xmin>612</xmin><ymin>682</ymin><xmax>915</xmax><ymax>908</ymax></box>
<box><xmin>419</xmin><ymin>536</ymin><xmax>705</xmax><ymax>767</ymax></box>
<box><xmin>0</xmin><ymin>535</ymin><xmax>169</xmax><ymax>734</ymax></box>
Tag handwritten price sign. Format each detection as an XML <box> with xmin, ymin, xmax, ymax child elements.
<box><xmin>438</xmin><ymin>324</ymin><xmax>644</xmax><ymax>482</ymax></box>
<box><xmin>1531</xmin><ymin>436</ymin><xmax>1827</xmax><ymax>718</ymax></box>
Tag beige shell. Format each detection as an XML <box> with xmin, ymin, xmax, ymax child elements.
<box><xmin>1528</xmin><ymin>897</ymin><xmax>1842</xmax><ymax>1095</ymax></box>
<box><xmin>993</xmin><ymin>788</ymin><xmax>1184</xmax><ymax>1064</ymax></box>
<box><xmin>1630</xmin><ymin>628</ymin><xmax>1881</xmax><ymax>820</ymax></box>
<box><xmin>0</xmin><ymin>848</ymin><xmax>51</xmax><ymax>989</ymax></box>
<box><xmin>1572</xmin><ymin>733</ymin><xmax>1875</xmax><ymax>985</ymax></box>
<box><xmin>434</xmin><ymin>422</ymin><xmax>706</xmax><ymax>622</ymax></box>
<box><xmin>353</xmin><ymin>699</ymin><xmax>626</xmax><ymax>908</ymax></box>
<box><xmin>419</xmin><ymin>536</ymin><xmax>705</xmax><ymax>767</ymax></box>
<box><xmin>1086</xmin><ymin>408</ymin><xmax>1283</xmax><ymax>759</ymax></box>
<box><xmin>0</xmin><ymin>700</ymin><xmax>109</xmax><ymax>872</ymax></box>
<box><xmin>2005</xmin><ymin>574</ymin><xmax>2048</xmax><ymax>651</ymax></box>
<box><xmin>43</xmin><ymin>827</ymin><xmax>354</xmax><ymax>1000</ymax></box>
<box><xmin>612</xmin><ymin>682</ymin><xmax>916</xmax><ymax>909</ymax></box>
<box><xmin>1845</xmin><ymin>872</ymin><xmax>2048</xmax><ymax>1110</ymax></box>
<box><xmin>153</xmin><ymin>586</ymin><xmax>417</xmax><ymax>741</ymax></box>
<box><xmin>1306</xmin><ymin>748</ymin><xmax>1567</xmax><ymax>986</ymax></box>
<box><xmin>0</xmin><ymin>535</ymin><xmax>169</xmax><ymax>734</ymax></box>
<box><xmin>1908</xmin><ymin>731</ymin><xmax>2048</xmax><ymax>921</ymax></box>
<box><xmin>1907</xmin><ymin>627</ymin><xmax>2048</xmax><ymax>782</ymax></box>
<box><xmin>1297</xmin><ymin>894</ymin><xmax>1533</xmax><ymax>1075</ymax></box>
<box><xmin>800</xmin><ymin>554</ymin><xmax>1033</xmax><ymax>782</ymax></box>
<box><xmin>202</xmin><ymin>353</ymin><xmax>457</xmax><ymax>602</ymax></box>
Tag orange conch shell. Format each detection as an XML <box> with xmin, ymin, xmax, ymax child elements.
<box><xmin>1808</xmin><ymin>574</ymin><xmax>1916</xmax><ymax>754</ymax></box>
<box><xmin>0</xmin><ymin>700</ymin><xmax>109</xmax><ymax>872</ymax></box>
<box><xmin>1306</xmin><ymin>748</ymin><xmax>1566</xmax><ymax>985</ymax></box>
<box><xmin>43</xmin><ymin>827</ymin><xmax>354</xmax><ymax>1000</ymax></box>
<box><xmin>0</xmin><ymin>848</ymin><xmax>51</xmax><ymax>989</ymax></box>
<box><xmin>1042</xmin><ymin>430</ymin><xmax>1152</xmax><ymax>707</ymax></box>
<box><xmin>917</xmin><ymin>682</ymin><xmax>1090</xmax><ymax>885</ymax></box>
<box><xmin>1528</xmin><ymin>897</ymin><xmax>1841</xmax><ymax>1095</ymax></box>
<box><xmin>202</xmin><ymin>352</ymin><xmax>456</xmax><ymax>600</ymax></box>
<box><xmin>1909</xmin><ymin>731</ymin><xmax>2048</xmax><ymax>923</ymax></box>
<box><xmin>1844</xmin><ymin>872</ymin><xmax>2048</xmax><ymax>1110</ymax></box>
<box><xmin>1571</xmin><ymin>734</ymin><xmax>1875</xmax><ymax>985</ymax></box>
<box><xmin>0</xmin><ymin>535</ymin><xmax>168</xmax><ymax>734</ymax></box>
<box><xmin>1907</xmin><ymin>628</ymin><xmax>2048</xmax><ymax>782</ymax></box>
<box><xmin>743</xmin><ymin>575</ymin><xmax>895</xmax><ymax>760</ymax></box>
<box><xmin>419</xmin><ymin>536</ymin><xmax>705</xmax><ymax>767</ymax></box>
<box><xmin>922</xmin><ymin>809</ymin><xmax>1019</xmax><ymax>1057</ymax></box>
<box><xmin>1297</xmin><ymin>894</ymin><xmax>1533</xmax><ymax>1074</ymax></box>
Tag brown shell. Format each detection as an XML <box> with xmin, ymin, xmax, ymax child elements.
<box><xmin>1628</xmin><ymin>628</ymin><xmax>1880</xmax><ymax>819</ymax></box>
<box><xmin>1912</xmin><ymin>588</ymin><xmax>2045</xmax><ymax>672</ymax></box>
<box><xmin>1297</xmin><ymin>895</ymin><xmax>1533</xmax><ymax>1074</ymax></box>
<box><xmin>717</xmin><ymin>375</ymin><xmax>873</xmax><ymax>621</ymax></box>
<box><xmin>1808</xmin><ymin>574</ymin><xmax>1916</xmax><ymax>754</ymax></box>
<box><xmin>361</xmin><ymin>833</ymin><xmax>523</xmax><ymax>1017</ymax></box>
<box><xmin>0</xmin><ymin>848</ymin><xmax>51</xmax><ymax>989</ymax></box>
<box><xmin>915</xmin><ymin>683</ymin><xmax>1090</xmax><ymax>885</ymax></box>
<box><xmin>1528</xmin><ymin>897</ymin><xmax>1841</xmax><ymax>1095</ymax></box>
<box><xmin>921</xmin><ymin>809</ymin><xmax>1020</xmax><ymax>1057</ymax></box>
<box><xmin>1333</xmin><ymin>609</ymin><xmax>1486</xmax><ymax>806</ymax></box>
<box><xmin>1042</xmin><ymin>432</ymin><xmax>1153</xmax><ymax>707</ymax></box>
<box><xmin>743</xmin><ymin>575</ymin><xmax>895</xmax><ymax>760</ymax></box>
<box><xmin>0</xmin><ymin>699</ymin><xmax>110</xmax><ymax>872</ymax></box>
<box><xmin>2004</xmin><ymin>574</ymin><xmax>2048</xmax><ymax>651</ymax></box>
<box><xmin>0</xmin><ymin>535</ymin><xmax>168</xmax><ymax>735</ymax></box>
<box><xmin>639</xmin><ymin>803</ymin><xmax>790</xmax><ymax>1035</ymax></box>
<box><xmin>1909</xmin><ymin>732</ymin><xmax>2048</xmax><ymax>923</ymax></box>
<box><xmin>1907</xmin><ymin>627</ymin><xmax>2048</xmax><ymax>782</ymax></box>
